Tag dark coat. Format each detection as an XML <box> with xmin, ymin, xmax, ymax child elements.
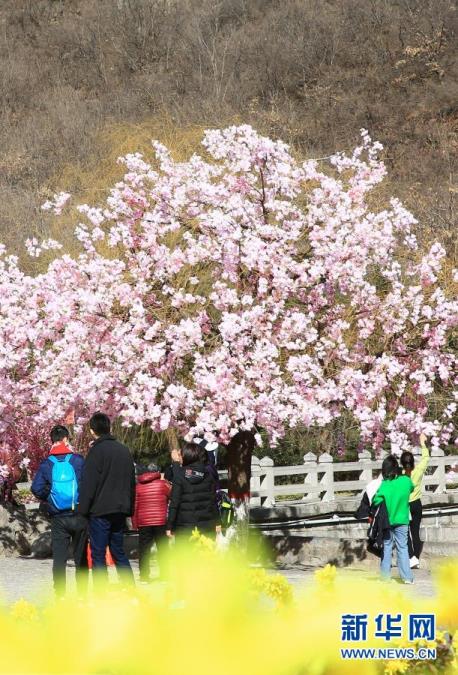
<box><xmin>164</xmin><ymin>452</ymin><xmax>220</xmax><ymax>490</ymax></box>
<box><xmin>31</xmin><ymin>448</ymin><xmax>84</xmax><ymax>517</ymax></box>
<box><xmin>78</xmin><ymin>435</ymin><xmax>135</xmax><ymax>517</ymax></box>
<box><xmin>355</xmin><ymin>492</ymin><xmax>371</xmax><ymax>520</ymax></box>
<box><xmin>163</xmin><ymin>461</ymin><xmax>181</xmax><ymax>483</ymax></box>
<box><xmin>204</xmin><ymin>450</ymin><xmax>221</xmax><ymax>492</ymax></box>
<box><xmin>166</xmin><ymin>461</ymin><xmax>220</xmax><ymax>533</ymax></box>
<box><xmin>367</xmin><ymin>500</ymin><xmax>391</xmax><ymax>557</ymax></box>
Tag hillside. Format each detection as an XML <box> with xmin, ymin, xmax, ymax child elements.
<box><xmin>0</xmin><ymin>0</ymin><xmax>456</xmax><ymax>257</ymax></box>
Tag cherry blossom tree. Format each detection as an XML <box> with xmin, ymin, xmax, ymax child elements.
<box><xmin>0</xmin><ymin>126</ymin><xmax>457</xmax><ymax>515</ymax></box>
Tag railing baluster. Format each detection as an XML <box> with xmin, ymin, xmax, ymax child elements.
<box><xmin>318</xmin><ymin>452</ymin><xmax>334</xmax><ymax>501</ymax></box>
<box><xmin>431</xmin><ymin>446</ymin><xmax>446</xmax><ymax>494</ymax></box>
<box><xmin>259</xmin><ymin>456</ymin><xmax>275</xmax><ymax>507</ymax></box>
<box><xmin>250</xmin><ymin>456</ymin><xmax>261</xmax><ymax>506</ymax></box>
<box><xmin>302</xmin><ymin>452</ymin><xmax>318</xmax><ymax>501</ymax></box>
<box><xmin>358</xmin><ymin>450</ymin><xmax>373</xmax><ymax>494</ymax></box>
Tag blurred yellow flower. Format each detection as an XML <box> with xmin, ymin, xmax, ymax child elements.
<box><xmin>10</xmin><ymin>598</ymin><xmax>38</xmax><ymax>622</ymax></box>
<box><xmin>434</xmin><ymin>558</ymin><xmax>458</xmax><ymax>628</ymax></box>
<box><xmin>384</xmin><ymin>660</ymin><xmax>409</xmax><ymax>674</ymax></box>
<box><xmin>314</xmin><ymin>563</ymin><xmax>337</xmax><ymax>587</ymax></box>
<box><xmin>0</xmin><ymin>549</ymin><xmax>455</xmax><ymax>674</ymax></box>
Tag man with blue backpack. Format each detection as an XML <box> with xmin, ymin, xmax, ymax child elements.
<box><xmin>31</xmin><ymin>425</ymin><xmax>88</xmax><ymax>597</ymax></box>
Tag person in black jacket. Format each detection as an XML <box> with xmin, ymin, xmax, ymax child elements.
<box><xmin>31</xmin><ymin>424</ymin><xmax>88</xmax><ymax>597</ymax></box>
<box><xmin>163</xmin><ymin>447</ymin><xmax>182</xmax><ymax>483</ymax></box>
<box><xmin>166</xmin><ymin>442</ymin><xmax>221</xmax><ymax>539</ymax></box>
<box><xmin>78</xmin><ymin>412</ymin><xmax>135</xmax><ymax>584</ymax></box>
<box><xmin>196</xmin><ymin>438</ymin><xmax>221</xmax><ymax>492</ymax></box>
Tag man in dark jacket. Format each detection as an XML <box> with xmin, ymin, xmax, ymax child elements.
<box><xmin>31</xmin><ymin>425</ymin><xmax>88</xmax><ymax>597</ymax></box>
<box><xmin>78</xmin><ymin>412</ymin><xmax>135</xmax><ymax>584</ymax></box>
<box><xmin>166</xmin><ymin>442</ymin><xmax>221</xmax><ymax>538</ymax></box>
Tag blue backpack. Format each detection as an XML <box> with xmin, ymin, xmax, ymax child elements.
<box><xmin>49</xmin><ymin>454</ymin><xmax>78</xmax><ymax>511</ymax></box>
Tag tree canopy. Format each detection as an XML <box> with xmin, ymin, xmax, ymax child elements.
<box><xmin>0</xmin><ymin>126</ymin><xmax>456</xmax><ymax>479</ymax></box>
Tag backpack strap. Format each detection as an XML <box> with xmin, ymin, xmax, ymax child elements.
<box><xmin>49</xmin><ymin>454</ymin><xmax>72</xmax><ymax>464</ymax></box>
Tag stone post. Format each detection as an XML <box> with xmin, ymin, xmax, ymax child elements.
<box><xmin>358</xmin><ymin>449</ymin><xmax>373</xmax><ymax>491</ymax></box>
<box><xmin>302</xmin><ymin>452</ymin><xmax>318</xmax><ymax>501</ymax></box>
<box><xmin>431</xmin><ymin>446</ymin><xmax>445</xmax><ymax>494</ymax></box>
<box><xmin>259</xmin><ymin>456</ymin><xmax>275</xmax><ymax>507</ymax></box>
<box><xmin>318</xmin><ymin>452</ymin><xmax>335</xmax><ymax>501</ymax></box>
<box><xmin>250</xmin><ymin>456</ymin><xmax>261</xmax><ymax>506</ymax></box>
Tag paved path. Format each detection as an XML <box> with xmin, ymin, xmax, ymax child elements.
<box><xmin>0</xmin><ymin>556</ymin><xmax>437</xmax><ymax>605</ymax></box>
<box><xmin>278</xmin><ymin>563</ymin><xmax>436</xmax><ymax>597</ymax></box>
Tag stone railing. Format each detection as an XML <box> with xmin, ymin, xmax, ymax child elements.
<box><xmin>219</xmin><ymin>448</ymin><xmax>458</xmax><ymax>508</ymax></box>
<box><xmin>15</xmin><ymin>448</ymin><xmax>458</xmax><ymax>510</ymax></box>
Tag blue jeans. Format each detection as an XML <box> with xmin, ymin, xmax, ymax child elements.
<box><xmin>381</xmin><ymin>525</ymin><xmax>413</xmax><ymax>582</ymax></box>
<box><xmin>89</xmin><ymin>514</ymin><xmax>134</xmax><ymax>585</ymax></box>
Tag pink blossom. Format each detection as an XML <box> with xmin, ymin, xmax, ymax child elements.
<box><xmin>0</xmin><ymin>126</ymin><xmax>456</xmax><ymax>472</ymax></box>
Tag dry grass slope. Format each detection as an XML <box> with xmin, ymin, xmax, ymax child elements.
<box><xmin>0</xmin><ymin>0</ymin><xmax>456</xmax><ymax>258</ymax></box>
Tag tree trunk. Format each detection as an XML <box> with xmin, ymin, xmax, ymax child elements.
<box><xmin>165</xmin><ymin>427</ymin><xmax>179</xmax><ymax>451</ymax></box>
<box><xmin>226</xmin><ymin>430</ymin><xmax>255</xmax><ymax>546</ymax></box>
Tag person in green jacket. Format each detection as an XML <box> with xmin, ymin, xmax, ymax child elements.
<box><xmin>401</xmin><ymin>433</ymin><xmax>430</xmax><ymax>568</ymax></box>
<box><xmin>372</xmin><ymin>455</ymin><xmax>414</xmax><ymax>583</ymax></box>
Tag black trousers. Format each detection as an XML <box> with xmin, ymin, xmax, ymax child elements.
<box><xmin>51</xmin><ymin>513</ymin><xmax>88</xmax><ymax>597</ymax></box>
<box><xmin>408</xmin><ymin>499</ymin><xmax>423</xmax><ymax>559</ymax></box>
<box><xmin>138</xmin><ymin>525</ymin><xmax>167</xmax><ymax>580</ymax></box>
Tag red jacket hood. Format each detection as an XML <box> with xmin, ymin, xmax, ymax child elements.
<box><xmin>137</xmin><ymin>471</ymin><xmax>161</xmax><ymax>484</ymax></box>
<box><xmin>49</xmin><ymin>442</ymin><xmax>73</xmax><ymax>456</ymax></box>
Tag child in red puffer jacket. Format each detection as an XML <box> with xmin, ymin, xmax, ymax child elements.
<box><xmin>132</xmin><ymin>464</ymin><xmax>171</xmax><ymax>582</ymax></box>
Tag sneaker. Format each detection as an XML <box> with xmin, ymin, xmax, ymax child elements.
<box><xmin>409</xmin><ymin>556</ymin><xmax>420</xmax><ymax>569</ymax></box>
<box><xmin>403</xmin><ymin>579</ymin><xmax>414</xmax><ymax>584</ymax></box>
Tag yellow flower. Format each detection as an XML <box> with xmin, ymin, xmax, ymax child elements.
<box><xmin>436</xmin><ymin>629</ymin><xmax>447</xmax><ymax>644</ymax></box>
<box><xmin>10</xmin><ymin>598</ymin><xmax>38</xmax><ymax>622</ymax></box>
<box><xmin>384</xmin><ymin>660</ymin><xmax>409</xmax><ymax>674</ymax></box>
<box><xmin>450</xmin><ymin>630</ymin><xmax>458</xmax><ymax>672</ymax></box>
<box><xmin>189</xmin><ymin>527</ymin><xmax>217</xmax><ymax>553</ymax></box>
<box><xmin>0</xmin><ymin>554</ymin><xmax>455</xmax><ymax>674</ymax></box>
<box><xmin>248</xmin><ymin>568</ymin><xmax>293</xmax><ymax>605</ymax></box>
<box><xmin>434</xmin><ymin>558</ymin><xmax>458</xmax><ymax>627</ymax></box>
<box><xmin>314</xmin><ymin>563</ymin><xmax>337</xmax><ymax>586</ymax></box>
